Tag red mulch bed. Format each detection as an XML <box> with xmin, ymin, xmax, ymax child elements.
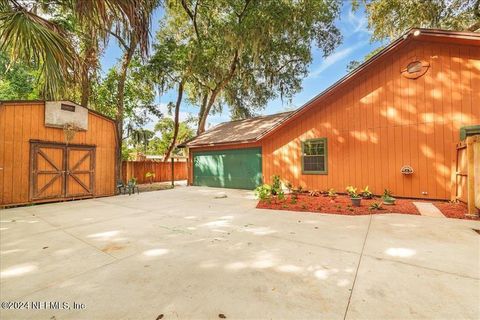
<box><xmin>256</xmin><ymin>194</ymin><xmax>479</xmax><ymax>220</ymax></box>
<box><xmin>257</xmin><ymin>194</ymin><xmax>420</xmax><ymax>216</ymax></box>
<box><xmin>432</xmin><ymin>201</ymin><xmax>479</xmax><ymax>220</ymax></box>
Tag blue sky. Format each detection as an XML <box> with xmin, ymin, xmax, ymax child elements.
<box><xmin>100</xmin><ymin>2</ymin><xmax>387</xmax><ymax>129</ymax></box>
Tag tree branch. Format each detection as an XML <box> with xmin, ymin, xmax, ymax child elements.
<box><xmin>236</xmin><ymin>0</ymin><xmax>252</xmax><ymax>21</ymax></box>
<box><xmin>467</xmin><ymin>0</ymin><xmax>480</xmax><ymax>31</ymax></box>
<box><xmin>181</xmin><ymin>0</ymin><xmax>201</xmax><ymax>42</ymax></box>
<box><xmin>107</xmin><ymin>29</ymin><xmax>130</xmax><ymax>51</ymax></box>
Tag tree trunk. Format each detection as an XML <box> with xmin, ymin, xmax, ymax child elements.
<box><xmin>80</xmin><ymin>31</ymin><xmax>98</xmax><ymax>108</ymax></box>
<box><xmin>197</xmin><ymin>51</ymin><xmax>239</xmax><ymax>134</ymax></box>
<box><xmin>196</xmin><ymin>92</ymin><xmax>209</xmax><ymax>135</ymax></box>
<box><xmin>115</xmin><ymin>41</ymin><xmax>136</xmax><ymax>185</ymax></box>
<box><xmin>197</xmin><ymin>88</ymin><xmax>220</xmax><ymax>134</ymax></box>
<box><xmin>80</xmin><ymin>64</ymin><xmax>90</xmax><ymax>107</ymax></box>
<box><xmin>164</xmin><ymin>79</ymin><xmax>185</xmax><ymax>161</ymax></box>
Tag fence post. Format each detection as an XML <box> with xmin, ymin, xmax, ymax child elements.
<box><xmin>171</xmin><ymin>157</ymin><xmax>174</xmax><ymax>188</ymax></box>
<box><xmin>466</xmin><ymin>136</ymin><xmax>479</xmax><ymax>217</ymax></box>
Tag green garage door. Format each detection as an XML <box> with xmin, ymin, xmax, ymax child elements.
<box><xmin>193</xmin><ymin>148</ymin><xmax>262</xmax><ymax>190</ymax></box>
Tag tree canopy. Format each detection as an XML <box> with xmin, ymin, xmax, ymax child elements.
<box><xmin>149</xmin><ymin>118</ymin><xmax>194</xmax><ymax>156</ymax></box>
<box><xmin>155</xmin><ymin>0</ymin><xmax>343</xmax><ymax>134</ymax></box>
<box><xmin>0</xmin><ymin>0</ymin><xmax>155</xmax><ymax>99</ymax></box>
<box><xmin>0</xmin><ymin>51</ymin><xmax>40</xmax><ymax>100</ymax></box>
<box><xmin>347</xmin><ymin>0</ymin><xmax>479</xmax><ymax>73</ymax></box>
<box><xmin>358</xmin><ymin>0</ymin><xmax>480</xmax><ymax>42</ymax></box>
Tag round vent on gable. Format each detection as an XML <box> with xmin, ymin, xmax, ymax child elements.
<box><xmin>401</xmin><ymin>58</ymin><xmax>429</xmax><ymax>79</ymax></box>
<box><xmin>407</xmin><ymin>61</ymin><xmax>422</xmax><ymax>73</ymax></box>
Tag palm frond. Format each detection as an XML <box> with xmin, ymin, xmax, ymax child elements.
<box><xmin>0</xmin><ymin>2</ymin><xmax>76</xmax><ymax>99</ymax></box>
<box><xmin>73</xmin><ymin>0</ymin><xmax>157</xmax><ymax>56</ymax></box>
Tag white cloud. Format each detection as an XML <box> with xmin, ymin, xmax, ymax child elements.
<box><xmin>346</xmin><ymin>10</ymin><xmax>370</xmax><ymax>34</ymax></box>
<box><xmin>308</xmin><ymin>41</ymin><xmax>367</xmax><ymax>79</ymax></box>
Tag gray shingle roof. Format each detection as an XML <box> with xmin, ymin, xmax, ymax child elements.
<box><xmin>183</xmin><ymin>111</ymin><xmax>293</xmax><ymax>147</ymax></box>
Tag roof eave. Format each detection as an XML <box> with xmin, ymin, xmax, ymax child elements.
<box><xmin>183</xmin><ymin>138</ymin><xmax>259</xmax><ymax>149</ymax></box>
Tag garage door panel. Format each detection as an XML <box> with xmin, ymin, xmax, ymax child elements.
<box><xmin>193</xmin><ymin>148</ymin><xmax>262</xmax><ymax>190</ymax></box>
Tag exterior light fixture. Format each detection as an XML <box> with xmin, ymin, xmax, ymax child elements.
<box><xmin>413</xmin><ymin>30</ymin><xmax>421</xmax><ymax>36</ymax></box>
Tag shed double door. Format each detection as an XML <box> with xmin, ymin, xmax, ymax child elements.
<box><xmin>30</xmin><ymin>142</ymin><xmax>95</xmax><ymax>201</ymax></box>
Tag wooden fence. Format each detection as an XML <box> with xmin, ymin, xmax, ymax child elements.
<box><xmin>122</xmin><ymin>160</ymin><xmax>187</xmax><ymax>184</ymax></box>
<box><xmin>455</xmin><ymin>135</ymin><xmax>480</xmax><ymax>215</ymax></box>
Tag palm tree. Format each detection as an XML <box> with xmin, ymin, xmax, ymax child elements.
<box><xmin>1</xmin><ymin>0</ymin><xmax>157</xmax><ymax>184</ymax></box>
<box><xmin>0</xmin><ymin>0</ymin><xmax>154</xmax><ymax>100</ymax></box>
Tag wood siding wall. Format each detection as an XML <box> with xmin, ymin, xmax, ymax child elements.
<box><xmin>262</xmin><ymin>40</ymin><xmax>480</xmax><ymax>200</ymax></box>
<box><xmin>122</xmin><ymin>161</ymin><xmax>187</xmax><ymax>184</ymax></box>
<box><xmin>0</xmin><ymin>102</ymin><xmax>117</xmax><ymax>206</ymax></box>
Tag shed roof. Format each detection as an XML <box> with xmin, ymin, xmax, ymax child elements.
<box><xmin>182</xmin><ymin>111</ymin><xmax>293</xmax><ymax>147</ymax></box>
<box><xmin>0</xmin><ymin>100</ymin><xmax>116</xmax><ymax>123</ymax></box>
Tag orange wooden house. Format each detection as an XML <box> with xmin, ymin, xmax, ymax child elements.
<box><xmin>182</xmin><ymin>29</ymin><xmax>480</xmax><ymax>201</ymax></box>
<box><xmin>0</xmin><ymin>100</ymin><xmax>117</xmax><ymax>207</ymax></box>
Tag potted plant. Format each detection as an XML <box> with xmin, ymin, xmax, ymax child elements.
<box><xmin>382</xmin><ymin>189</ymin><xmax>396</xmax><ymax>205</ymax></box>
<box><xmin>145</xmin><ymin>171</ymin><xmax>155</xmax><ymax>184</ymax></box>
<box><xmin>361</xmin><ymin>186</ymin><xmax>373</xmax><ymax>199</ymax></box>
<box><xmin>346</xmin><ymin>186</ymin><xmax>362</xmax><ymax>207</ymax></box>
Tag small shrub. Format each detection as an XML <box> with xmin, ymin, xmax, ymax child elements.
<box><xmin>255</xmin><ymin>184</ymin><xmax>272</xmax><ymax>201</ymax></box>
<box><xmin>301</xmin><ymin>204</ymin><xmax>307</xmax><ymax>210</ymax></box>
<box><xmin>328</xmin><ymin>188</ymin><xmax>337</xmax><ymax>198</ymax></box>
<box><xmin>282</xmin><ymin>204</ymin><xmax>289</xmax><ymax>209</ymax></box>
<box><xmin>382</xmin><ymin>189</ymin><xmax>393</xmax><ymax>199</ymax></box>
<box><xmin>381</xmin><ymin>189</ymin><xmax>396</xmax><ymax>204</ymax></box>
<box><xmin>277</xmin><ymin>190</ymin><xmax>285</xmax><ymax>201</ymax></box>
<box><xmin>145</xmin><ymin>171</ymin><xmax>155</xmax><ymax>184</ymax></box>
<box><xmin>290</xmin><ymin>194</ymin><xmax>298</xmax><ymax>204</ymax></box>
<box><xmin>369</xmin><ymin>202</ymin><xmax>383</xmax><ymax>210</ymax></box>
<box><xmin>361</xmin><ymin>186</ymin><xmax>373</xmax><ymax>199</ymax></box>
<box><xmin>271</xmin><ymin>175</ymin><xmax>282</xmax><ymax>195</ymax></box>
<box><xmin>346</xmin><ymin>186</ymin><xmax>360</xmax><ymax>198</ymax></box>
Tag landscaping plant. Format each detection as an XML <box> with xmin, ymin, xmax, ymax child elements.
<box><xmin>254</xmin><ymin>184</ymin><xmax>272</xmax><ymax>201</ymax></box>
<box><xmin>309</xmin><ymin>190</ymin><xmax>320</xmax><ymax>197</ymax></box>
<box><xmin>290</xmin><ymin>194</ymin><xmax>298</xmax><ymax>204</ymax></box>
<box><xmin>255</xmin><ymin>181</ymin><xmax>286</xmax><ymax>203</ymax></box>
<box><xmin>369</xmin><ymin>202</ymin><xmax>383</xmax><ymax>210</ymax></box>
<box><xmin>145</xmin><ymin>171</ymin><xmax>155</xmax><ymax>184</ymax></box>
<box><xmin>361</xmin><ymin>186</ymin><xmax>373</xmax><ymax>199</ymax></box>
<box><xmin>382</xmin><ymin>189</ymin><xmax>396</xmax><ymax>205</ymax></box>
<box><xmin>328</xmin><ymin>188</ymin><xmax>337</xmax><ymax>198</ymax></box>
<box><xmin>346</xmin><ymin>186</ymin><xmax>362</xmax><ymax>207</ymax></box>
<box><xmin>271</xmin><ymin>175</ymin><xmax>282</xmax><ymax>195</ymax></box>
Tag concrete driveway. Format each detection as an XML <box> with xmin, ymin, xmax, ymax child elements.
<box><xmin>1</xmin><ymin>187</ymin><xmax>479</xmax><ymax>320</ymax></box>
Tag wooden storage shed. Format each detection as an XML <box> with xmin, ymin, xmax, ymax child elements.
<box><xmin>0</xmin><ymin>100</ymin><xmax>117</xmax><ymax>207</ymax></box>
<box><xmin>182</xmin><ymin>28</ymin><xmax>480</xmax><ymax>201</ymax></box>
